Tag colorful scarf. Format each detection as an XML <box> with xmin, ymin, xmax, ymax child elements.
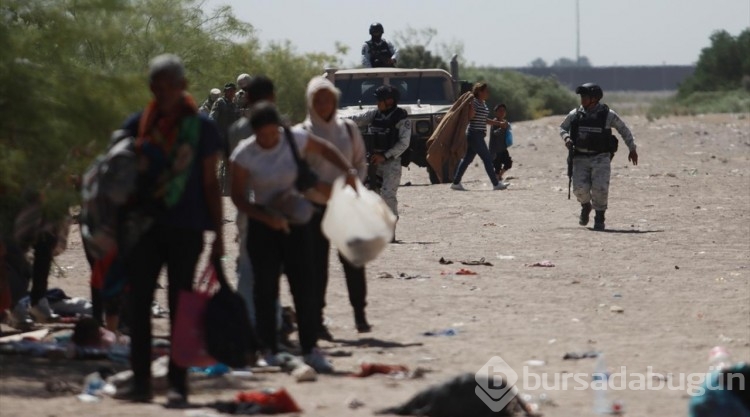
<box><xmin>135</xmin><ymin>94</ymin><xmax>200</xmax><ymax>208</ymax></box>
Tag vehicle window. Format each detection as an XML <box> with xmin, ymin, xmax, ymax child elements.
<box><xmin>335</xmin><ymin>77</ymin><xmax>385</xmax><ymax>107</ymax></box>
<box><xmin>389</xmin><ymin>77</ymin><xmax>451</xmax><ymax>104</ymax></box>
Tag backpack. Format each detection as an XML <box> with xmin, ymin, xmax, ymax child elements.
<box><xmin>204</xmin><ymin>259</ymin><xmax>257</xmax><ymax>368</ymax></box>
<box><xmin>80</xmin><ymin>130</ymin><xmax>137</xmax><ymax>259</ymax></box>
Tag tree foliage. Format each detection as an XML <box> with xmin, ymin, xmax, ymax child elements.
<box><xmin>463</xmin><ymin>68</ymin><xmax>577</xmax><ymax>121</ymax></box>
<box><xmin>398</xmin><ymin>45</ymin><xmax>448</xmax><ymax>70</ymax></box>
<box><xmin>0</xmin><ymin>0</ymin><xmax>338</xmax><ymax>232</ymax></box>
<box><xmin>678</xmin><ymin>29</ymin><xmax>750</xmax><ymax>97</ymax></box>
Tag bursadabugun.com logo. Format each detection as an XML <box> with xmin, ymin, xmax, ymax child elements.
<box><xmin>475</xmin><ymin>356</ymin><xmax>519</xmax><ymax>412</ymax></box>
<box><xmin>520</xmin><ymin>366</ymin><xmax>745</xmax><ymax>396</ymax></box>
<box><xmin>475</xmin><ymin>357</ymin><xmax>746</xmax><ymax>412</ymax></box>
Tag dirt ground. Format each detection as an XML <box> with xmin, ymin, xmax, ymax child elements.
<box><xmin>1</xmin><ymin>113</ymin><xmax>749</xmax><ymax>417</ymax></box>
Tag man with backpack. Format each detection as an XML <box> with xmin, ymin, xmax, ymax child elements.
<box><xmin>112</xmin><ymin>54</ymin><xmax>224</xmax><ymax>406</ymax></box>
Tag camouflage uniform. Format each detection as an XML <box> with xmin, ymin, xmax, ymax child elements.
<box><xmin>559</xmin><ymin>103</ymin><xmax>636</xmax><ymax>212</ymax></box>
<box><xmin>348</xmin><ymin>108</ymin><xmax>411</xmax><ymax>216</ymax></box>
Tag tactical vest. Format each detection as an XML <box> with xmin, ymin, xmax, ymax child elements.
<box><xmin>367</xmin><ymin>107</ymin><xmax>407</xmax><ymax>152</ymax></box>
<box><xmin>367</xmin><ymin>40</ymin><xmax>393</xmax><ymax>68</ymax></box>
<box><xmin>570</xmin><ymin>104</ymin><xmax>618</xmax><ymax>154</ymax></box>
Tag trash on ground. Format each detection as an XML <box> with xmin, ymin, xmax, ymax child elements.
<box><xmin>422</xmin><ymin>328</ymin><xmax>458</xmax><ymax>337</ymax></box>
<box><xmin>525</xmin><ymin>260</ymin><xmax>555</xmax><ymax>267</ymax></box>
<box><xmin>460</xmin><ymin>257</ymin><xmax>493</xmax><ymax>266</ymax></box>
<box><xmin>353</xmin><ymin>362</ymin><xmax>409</xmax><ymax>378</ymax></box>
<box><xmin>563</xmin><ymin>351</ymin><xmax>600</xmax><ymax>360</ymax></box>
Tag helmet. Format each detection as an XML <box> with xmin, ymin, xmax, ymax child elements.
<box><xmin>374</xmin><ymin>85</ymin><xmax>399</xmax><ymax>103</ymax></box>
<box><xmin>369</xmin><ymin>22</ymin><xmax>384</xmax><ymax>35</ymax></box>
<box><xmin>575</xmin><ymin>83</ymin><xmax>603</xmax><ymax>100</ymax></box>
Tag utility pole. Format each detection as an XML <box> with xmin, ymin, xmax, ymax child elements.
<box><xmin>576</xmin><ymin>0</ymin><xmax>581</xmax><ymax>65</ymax></box>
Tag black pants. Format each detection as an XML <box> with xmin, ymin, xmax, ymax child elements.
<box><xmin>125</xmin><ymin>225</ymin><xmax>203</xmax><ymax>396</ymax></box>
<box><xmin>492</xmin><ymin>150</ymin><xmax>513</xmax><ymax>174</ymax></box>
<box><xmin>246</xmin><ymin>218</ymin><xmax>318</xmax><ymax>354</ymax></box>
<box><xmin>29</xmin><ymin>231</ymin><xmax>55</xmax><ymax>305</ymax></box>
<box><xmin>309</xmin><ymin>209</ymin><xmax>367</xmax><ymax>324</ymax></box>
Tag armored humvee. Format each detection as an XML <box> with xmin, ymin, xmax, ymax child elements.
<box><xmin>325</xmin><ymin>57</ymin><xmax>469</xmax><ymax>184</ymax></box>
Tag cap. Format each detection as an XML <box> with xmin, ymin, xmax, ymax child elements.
<box><xmin>224</xmin><ymin>82</ymin><xmax>237</xmax><ymax>91</ymax></box>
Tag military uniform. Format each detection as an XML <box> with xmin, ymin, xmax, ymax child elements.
<box><xmin>560</xmin><ymin>102</ymin><xmax>636</xmax><ymax>222</ymax></box>
<box><xmin>349</xmin><ymin>107</ymin><xmax>411</xmax><ymax>216</ymax></box>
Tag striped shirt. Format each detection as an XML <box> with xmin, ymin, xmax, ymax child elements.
<box><xmin>468</xmin><ymin>97</ymin><xmax>489</xmax><ymax>132</ymax></box>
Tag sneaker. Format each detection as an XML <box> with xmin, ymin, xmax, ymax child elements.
<box><xmin>579</xmin><ymin>203</ymin><xmax>592</xmax><ymax>226</ymax></box>
<box><xmin>257</xmin><ymin>352</ymin><xmax>282</xmax><ymax>367</ymax></box>
<box><xmin>492</xmin><ymin>182</ymin><xmax>507</xmax><ymax>190</ymax></box>
<box><xmin>8</xmin><ymin>302</ymin><xmax>33</xmax><ymax>330</ymax></box>
<box><xmin>165</xmin><ymin>389</ymin><xmax>188</xmax><ymax>408</ymax></box>
<box><xmin>29</xmin><ymin>298</ymin><xmax>59</xmax><ymax>323</ymax></box>
<box><xmin>303</xmin><ymin>349</ymin><xmax>334</xmax><ymax>374</ymax></box>
<box><xmin>112</xmin><ymin>385</ymin><xmax>153</xmax><ymax>403</ymax></box>
<box><xmin>450</xmin><ymin>183</ymin><xmax>466</xmax><ymax>191</ymax></box>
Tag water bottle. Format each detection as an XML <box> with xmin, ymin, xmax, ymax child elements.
<box><xmin>592</xmin><ymin>354</ymin><xmax>611</xmax><ymax>414</ymax></box>
<box><xmin>82</xmin><ymin>372</ymin><xmax>105</xmax><ymax>396</ymax></box>
<box><xmin>708</xmin><ymin>346</ymin><xmax>732</xmax><ymax>371</ymax></box>
<box><xmin>592</xmin><ymin>354</ymin><xmax>624</xmax><ymax>415</ymax></box>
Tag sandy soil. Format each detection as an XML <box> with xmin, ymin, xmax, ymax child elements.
<box><xmin>1</xmin><ymin>113</ymin><xmax>749</xmax><ymax>417</ymax></box>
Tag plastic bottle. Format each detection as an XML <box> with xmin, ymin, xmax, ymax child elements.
<box><xmin>82</xmin><ymin>372</ymin><xmax>105</xmax><ymax>396</ymax></box>
<box><xmin>592</xmin><ymin>354</ymin><xmax>624</xmax><ymax>415</ymax></box>
<box><xmin>592</xmin><ymin>354</ymin><xmax>611</xmax><ymax>414</ymax></box>
<box><xmin>708</xmin><ymin>346</ymin><xmax>732</xmax><ymax>371</ymax></box>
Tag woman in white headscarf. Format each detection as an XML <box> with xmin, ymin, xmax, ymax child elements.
<box><xmin>299</xmin><ymin>77</ymin><xmax>372</xmax><ymax>338</ymax></box>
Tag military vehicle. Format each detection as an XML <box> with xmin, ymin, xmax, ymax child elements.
<box><xmin>325</xmin><ymin>56</ymin><xmax>470</xmax><ymax>184</ymax></box>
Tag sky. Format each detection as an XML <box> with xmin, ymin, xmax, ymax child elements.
<box><xmin>201</xmin><ymin>0</ymin><xmax>750</xmax><ymax>68</ymax></box>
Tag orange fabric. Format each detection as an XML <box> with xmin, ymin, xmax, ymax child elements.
<box><xmin>353</xmin><ymin>362</ymin><xmax>409</xmax><ymax>377</ymax></box>
<box><xmin>91</xmin><ymin>249</ymin><xmax>117</xmax><ymax>290</ymax></box>
<box><xmin>235</xmin><ymin>388</ymin><xmax>302</xmax><ymax>412</ymax></box>
<box><xmin>136</xmin><ymin>94</ymin><xmax>199</xmax><ymax>153</ymax></box>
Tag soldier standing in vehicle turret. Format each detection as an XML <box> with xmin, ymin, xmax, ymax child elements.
<box><xmin>361</xmin><ymin>23</ymin><xmax>399</xmax><ymax>68</ymax></box>
<box><xmin>347</xmin><ymin>85</ymin><xmax>410</xmax><ymax>241</ymax></box>
<box><xmin>560</xmin><ymin>83</ymin><xmax>639</xmax><ymax>231</ymax></box>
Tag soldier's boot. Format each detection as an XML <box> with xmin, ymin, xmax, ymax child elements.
<box><xmin>594</xmin><ymin>210</ymin><xmax>606</xmax><ymax>231</ymax></box>
<box><xmin>579</xmin><ymin>203</ymin><xmax>593</xmax><ymax>226</ymax></box>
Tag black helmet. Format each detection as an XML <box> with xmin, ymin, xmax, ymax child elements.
<box><xmin>575</xmin><ymin>83</ymin><xmax>603</xmax><ymax>100</ymax></box>
<box><xmin>374</xmin><ymin>85</ymin><xmax>399</xmax><ymax>103</ymax></box>
<box><xmin>369</xmin><ymin>22</ymin><xmax>384</xmax><ymax>35</ymax></box>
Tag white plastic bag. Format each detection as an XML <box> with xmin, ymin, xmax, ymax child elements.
<box><xmin>322</xmin><ymin>177</ymin><xmax>397</xmax><ymax>267</ymax></box>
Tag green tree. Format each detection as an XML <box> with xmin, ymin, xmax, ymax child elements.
<box><xmin>0</xmin><ymin>0</ymin><xmax>339</xmax><ymax>233</ymax></box>
<box><xmin>398</xmin><ymin>45</ymin><xmax>448</xmax><ymax>70</ymax></box>
<box><xmin>679</xmin><ymin>29</ymin><xmax>750</xmax><ymax>96</ymax></box>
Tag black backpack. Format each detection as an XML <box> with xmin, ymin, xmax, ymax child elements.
<box><xmin>204</xmin><ymin>259</ymin><xmax>257</xmax><ymax>368</ymax></box>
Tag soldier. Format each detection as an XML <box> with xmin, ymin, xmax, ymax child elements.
<box><xmin>210</xmin><ymin>83</ymin><xmax>239</xmax><ymax>195</ymax></box>
<box><xmin>560</xmin><ymin>83</ymin><xmax>639</xmax><ymax>231</ymax></box>
<box><xmin>198</xmin><ymin>88</ymin><xmax>221</xmax><ymax>115</ymax></box>
<box><xmin>348</xmin><ymin>85</ymin><xmax>410</xmax><ymax>241</ymax></box>
<box><xmin>361</xmin><ymin>23</ymin><xmax>399</xmax><ymax>68</ymax></box>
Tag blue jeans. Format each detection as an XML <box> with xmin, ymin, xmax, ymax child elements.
<box><xmin>452</xmin><ymin>129</ymin><xmax>498</xmax><ymax>186</ymax></box>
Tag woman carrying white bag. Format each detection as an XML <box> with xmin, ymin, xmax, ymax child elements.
<box><xmin>229</xmin><ymin>101</ymin><xmax>357</xmax><ymax>373</ymax></box>
<box><xmin>300</xmin><ymin>76</ymin><xmax>387</xmax><ymax>337</ymax></box>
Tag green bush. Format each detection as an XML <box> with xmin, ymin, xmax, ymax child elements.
<box><xmin>462</xmin><ymin>68</ymin><xmax>577</xmax><ymax>122</ymax></box>
<box><xmin>0</xmin><ymin>0</ymin><xmax>339</xmax><ymax>234</ymax></box>
<box><xmin>647</xmin><ymin>89</ymin><xmax>750</xmax><ymax>120</ymax></box>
